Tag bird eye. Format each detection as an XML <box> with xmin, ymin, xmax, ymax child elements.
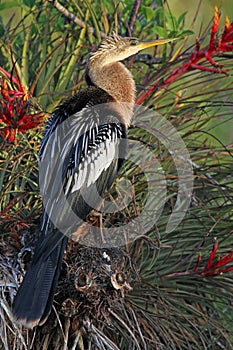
<box><xmin>129</xmin><ymin>38</ymin><xmax>138</xmax><ymax>46</ymax></box>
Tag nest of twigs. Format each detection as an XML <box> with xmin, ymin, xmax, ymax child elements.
<box><xmin>1</xmin><ymin>227</ymin><xmax>139</xmax><ymax>349</ymax></box>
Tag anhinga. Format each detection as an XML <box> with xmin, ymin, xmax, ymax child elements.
<box><xmin>12</xmin><ymin>33</ymin><xmax>175</xmax><ymax>328</ymax></box>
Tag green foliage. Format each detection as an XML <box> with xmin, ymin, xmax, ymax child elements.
<box><xmin>0</xmin><ymin>1</ymin><xmax>188</xmax><ymax>110</ymax></box>
<box><xmin>0</xmin><ymin>130</ymin><xmax>42</xmax><ymax>233</ymax></box>
<box><xmin>1</xmin><ymin>3</ymin><xmax>87</xmax><ymax>109</ymax></box>
<box><xmin>0</xmin><ymin>1</ymin><xmax>18</xmax><ymax>11</ymax></box>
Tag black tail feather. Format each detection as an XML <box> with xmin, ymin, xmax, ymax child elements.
<box><xmin>12</xmin><ymin>234</ymin><xmax>67</xmax><ymax>328</ymax></box>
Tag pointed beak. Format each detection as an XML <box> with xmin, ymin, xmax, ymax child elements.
<box><xmin>137</xmin><ymin>37</ymin><xmax>177</xmax><ymax>51</ymax></box>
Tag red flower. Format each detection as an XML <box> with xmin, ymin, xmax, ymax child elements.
<box><xmin>136</xmin><ymin>7</ymin><xmax>233</xmax><ymax>105</ymax></box>
<box><xmin>0</xmin><ymin>68</ymin><xmax>43</xmax><ymax>142</ymax></box>
<box><xmin>195</xmin><ymin>238</ymin><xmax>233</xmax><ymax>277</ymax></box>
<box><xmin>167</xmin><ymin>238</ymin><xmax>233</xmax><ymax>278</ymax></box>
<box><xmin>220</xmin><ymin>16</ymin><xmax>233</xmax><ymax>51</ymax></box>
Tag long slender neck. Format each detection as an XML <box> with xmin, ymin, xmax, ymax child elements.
<box><xmin>87</xmin><ymin>61</ymin><xmax>136</xmax><ymax>126</ymax></box>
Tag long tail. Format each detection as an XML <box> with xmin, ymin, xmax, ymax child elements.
<box><xmin>12</xmin><ymin>232</ymin><xmax>67</xmax><ymax>328</ymax></box>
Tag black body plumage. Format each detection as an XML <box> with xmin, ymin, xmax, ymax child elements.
<box><xmin>12</xmin><ymin>86</ymin><xmax>128</xmax><ymax>327</ymax></box>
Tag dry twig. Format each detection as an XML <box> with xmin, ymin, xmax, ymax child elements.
<box><xmin>48</xmin><ymin>0</ymin><xmax>107</xmax><ymax>38</ymax></box>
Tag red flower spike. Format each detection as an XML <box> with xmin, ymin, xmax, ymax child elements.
<box><xmin>209</xmin><ymin>7</ymin><xmax>220</xmax><ymax>50</ymax></box>
<box><xmin>0</xmin><ymin>70</ymin><xmax>43</xmax><ymax>142</ymax></box>
<box><xmin>198</xmin><ymin>240</ymin><xmax>233</xmax><ymax>277</ymax></box>
<box><xmin>205</xmin><ymin>238</ymin><xmax>218</xmax><ymax>270</ymax></box>
<box><xmin>220</xmin><ymin>16</ymin><xmax>233</xmax><ymax>52</ymax></box>
<box><xmin>166</xmin><ymin>239</ymin><xmax>233</xmax><ymax>278</ymax></box>
<box><xmin>215</xmin><ymin>251</ymin><xmax>233</xmax><ymax>267</ymax></box>
<box><xmin>193</xmin><ymin>253</ymin><xmax>202</xmax><ymax>273</ymax></box>
<box><xmin>225</xmin><ymin>16</ymin><xmax>231</xmax><ymax>29</ymax></box>
<box><xmin>136</xmin><ymin>7</ymin><xmax>233</xmax><ymax>105</ymax></box>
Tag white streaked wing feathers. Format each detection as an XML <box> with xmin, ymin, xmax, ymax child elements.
<box><xmin>40</xmin><ymin>106</ymin><xmax>122</xmax><ymax>200</ymax></box>
<box><xmin>71</xmin><ymin>136</ymin><xmax>118</xmax><ymax>193</ymax></box>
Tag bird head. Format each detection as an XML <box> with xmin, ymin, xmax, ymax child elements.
<box><xmin>89</xmin><ymin>32</ymin><xmax>177</xmax><ymax>66</ymax></box>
